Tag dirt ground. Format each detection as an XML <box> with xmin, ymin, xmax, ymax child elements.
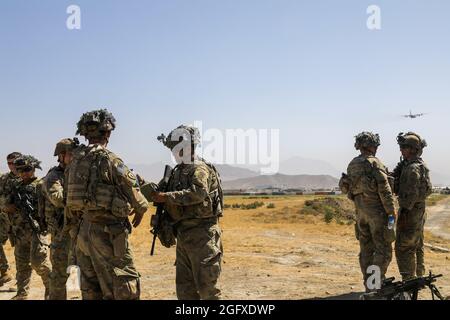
<box><xmin>1</xmin><ymin>195</ymin><xmax>449</xmax><ymax>300</ymax></box>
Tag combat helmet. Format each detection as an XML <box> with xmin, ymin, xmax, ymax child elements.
<box><xmin>54</xmin><ymin>138</ymin><xmax>80</xmax><ymax>156</ymax></box>
<box><xmin>354</xmin><ymin>132</ymin><xmax>381</xmax><ymax>150</ymax></box>
<box><xmin>13</xmin><ymin>155</ymin><xmax>42</xmax><ymax>172</ymax></box>
<box><xmin>397</xmin><ymin>132</ymin><xmax>427</xmax><ymax>156</ymax></box>
<box><xmin>158</xmin><ymin>125</ymin><xmax>201</xmax><ymax>150</ymax></box>
<box><xmin>76</xmin><ymin>109</ymin><xmax>116</xmax><ymax>139</ymax></box>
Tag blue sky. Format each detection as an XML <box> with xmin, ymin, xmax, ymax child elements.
<box><xmin>1</xmin><ymin>0</ymin><xmax>450</xmax><ymax>176</ymax></box>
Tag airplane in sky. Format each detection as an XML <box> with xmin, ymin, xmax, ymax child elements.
<box><xmin>402</xmin><ymin>110</ymin><xmax>427</xmax><ymax>119</ymax></box>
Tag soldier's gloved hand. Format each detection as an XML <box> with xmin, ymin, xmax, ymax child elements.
<box><xmin>130</xmin><ymin>210</ymin><xmax>145</xmax><ymax>228</ymax></box>
<box><xmin>153</xmin><ymin>192</ymin><xmax>167</xmax><ymax>204</ymax></box>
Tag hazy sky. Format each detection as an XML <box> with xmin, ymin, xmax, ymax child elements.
<box><xmin>1</xmin><ymin>0</ymin><xmax>450</xmax><ymax>176</ymax></box>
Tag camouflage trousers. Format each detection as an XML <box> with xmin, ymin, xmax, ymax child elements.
<box><xmin>14</xmin><ymin>229</ymin><xmax>51</xmax><ymax>297</ymax></box>
<box><xmin>75</xmin><ymin>218</ymin><xmax>141</xmax><ymax>300</ymax></box>
<box><xmin>355</xmin><ymin>198</ymin><xmax>394</xmax><ymax>286</ymax></box>
<box><xmin>395</xmin><ymin>202</ymin><xmax>426</xmax><ymax>280</ymax></box>
<box><xmin>0</xmin><ymin>245</ymin><xmax>8</xmax><ymax>276</ymax></box>
<box><xmin>49</xmin><ymin>231</ymin><xmax>70</xmax><ymax>300</ymax></box>
<box><xmin>175</xmin><ymin>220</ymin><xmax>223</xmax><ymax>300</ymax></box>
<box><xmin>0</xmin><ymin>212</ymin><xmax>10</xmax><ymax>275</ymax></box>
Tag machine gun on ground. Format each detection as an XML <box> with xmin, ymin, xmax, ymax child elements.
<box><xmin>362</xmin><ymin>272</ymin><xmax>446</xmax><ymax>300</ymax></box>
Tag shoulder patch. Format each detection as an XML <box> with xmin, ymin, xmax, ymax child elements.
<box><xmin>116</xmin><ymin>162</ymin><xmax>126</xmax><ymax>176</ymax></box>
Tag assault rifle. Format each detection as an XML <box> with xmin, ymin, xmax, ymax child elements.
<box><xmin>150</xmin><ymin>165</ymin><xmax>173</xmax><ymax>256</ymax></box>
<box><xmin>11</xmin><ymin>185</ymin><xmax>47</xmax><ymax>245</ymax></box>
<box><xmin>362</xmin><ymin>272</ymin><xmax>445</xmax><ymax>300</ymax></box>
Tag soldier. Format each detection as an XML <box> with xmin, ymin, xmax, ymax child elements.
<box><xmin>339</xmin><ymin>132</ymin><xmax>396</xmax><ymax>290</ymax></box>
<box><xmin>3</xmin><ymin>155</ymin><xmax>52</xmax><ymax>300</ymax></box>
<box><xmin>149</xmin><ymin>125</ymin><xmax>224</xmax><ymax>300</ymax></box>
<box><xmin>41</xmin><ymin>138</ymin><xmax>79</xmax><ymax>300</ymax></box>
<box><xmin>392</xmin><ymin>132</ymin><xmax>432</xmax><ymax>280</ymax></box>
<box><xmin>65</xmin><ymin>109</ymin><xmax>149</xmax><ymax>300</ymax></box>
<box><xmin>0</xmin><ymin>152</ymin><xmax>22</xmax><ymax>289</ymax></box>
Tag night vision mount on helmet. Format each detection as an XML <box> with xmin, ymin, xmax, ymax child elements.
<box><xmin>158</xmin><ymin>125</ymin><xmax>201</xmax><ymax>150</ymax></box>
<box><xmin>397</xmin><ymin>132</ymin><xmax>427</xmax><ymax>151</ymax></box>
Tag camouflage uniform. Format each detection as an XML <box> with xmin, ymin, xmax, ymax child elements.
<box><xmin>9</xmin><ymin>177</ymin><xmax>52</xmax><ymax>298</ymax></box>
<box><xmin>393</xmin><ymin>133</ymin><xmax>432</xmax><ymax>280</ymax></box>
<box><xmin>152</xmin><ymin>125</ymin><xmax>224</xmax><ymax>300</ymax></box>
<box><xmin>164</xmin><ymin>160</ymin><xmax>223</xmax><ymax>300</ymax></box>
<box><xmin>67</xmin><ymin>145</ymin><xmax>149</xmax><ymax>300</ymax></box>
<box><xmin>340</xmin><ymin>133</ymin><xmax>396</xmax><ymax>286</ymax></box>
<box><xmin>0</xmin><ymin>209</ymin><xmax>11</xmax><ymax>283</ymax></box>
<box><xmin>66</xmin><ymin>110</ymin><xmax>149</xmax><ymax>300</ymax></box>
<box><xmin>0</xmin><ymin>172</ymin><xmax>19</xmax><ymax>285</ymax></box>
<box><xmin>42</xmin><ymin>165</ymin><xmax>70</xmax><ymax>300</ymax></box>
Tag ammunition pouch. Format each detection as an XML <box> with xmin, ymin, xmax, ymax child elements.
<box><xmin>67</xmin><ymin>183</ymin><xmax>131</xmax><ymax>218</ymax></box>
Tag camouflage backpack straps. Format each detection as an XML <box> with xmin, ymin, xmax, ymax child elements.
<box><xmin>200</xmin><ymin>158</ymin><xmax>224</xmax><ymax>217</ymax></box>
<box><xmin>417</xmin><ymin>159</ymin><xmax>433</xmax><ymax>198</ymax></box>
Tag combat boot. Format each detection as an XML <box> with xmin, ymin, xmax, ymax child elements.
<box><xmin>0</xmin><ymin>270</ymin><xmax>13</xmax><ymax>287</ymax></box>
<box><xmin>11</xmin><ymin>292</ymin><xmax>28</xmax><ymax>300</ymax></box>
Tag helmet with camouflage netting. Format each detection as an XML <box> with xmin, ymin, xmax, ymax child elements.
<box><xmin>54</xmin><ymin>138</ymin><xmax>80</xmax><ymax>156</ymax></box>
<box><xmin>76</xmin><ymin>109</ymin><xmax>116</xmax><ymax>139</ymax></box>
<box><xmin>354</xmin><ymin>132</ymin><xmax>381</xmax><ymax>150</ymax></box>
<box><xmin>13</xmin><ymin>155</ymin><xmax>42</xmax><ymax>172</ymax></box>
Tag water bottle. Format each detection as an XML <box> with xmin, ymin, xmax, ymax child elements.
<box><xmin>388</xmin><ymin>214</ymin><xmax>396</xmax><ymax>230</ymax></box>
<box><xmin>66</xmin><ymin>265</ymin><xmax>81</xmax><ymax>299</ymax></box>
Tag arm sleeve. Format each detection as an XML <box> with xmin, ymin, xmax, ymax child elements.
<box><xmin>398</xmin><ymin>165</ymin><xmax>421</xmax><ymax>210</ymax></box>
<box><xmin>372</xmin><ymin>165</ymin><xmax>396</xmax><ymax>214</ymax></box>
<box><xmin>112</xmin><ymin>158</ymin><xmax>150</xmax><ymax>215</ymax></box>
<box><xmin>44</xmin><ymin>173</ymin><xmax>65</xmax><ymax>209</ymax></box>
<box><xmin>165</xmin><ymin>166</ymin><xmax>210</xmax><ymax>206</ymax></box>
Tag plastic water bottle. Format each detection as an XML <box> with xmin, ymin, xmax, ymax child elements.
<box><xmin>66</xmin><ymin>265</ymin><xmax>81</xmax><ymax>299</ymax></box>
<box><xmin>388</xmin><ymin>215</ymin><xmax>396</xmax><ymax>230</ymax></box>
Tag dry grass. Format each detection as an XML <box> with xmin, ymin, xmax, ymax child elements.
<box><xmin>1</xmin><ymin>195</ymin><xmax>449</xmax><ymax>300</ymax></box>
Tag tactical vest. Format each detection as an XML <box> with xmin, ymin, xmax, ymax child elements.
<box><xmin>166</xmin><ymin>160</ymin><xmax>224</xmax><ymax>221</ymax></box>
<box><xmin>66</xmin><ymin>145</ymin><xmax>130</xmax><ymax>216</ymax></box>
<box><xmin>347</xmin><ymin>156</ymin><xmax>389</xmax><ymax>197</ymax></box>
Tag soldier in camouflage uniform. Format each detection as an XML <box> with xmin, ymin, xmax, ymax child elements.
<box><xmin>3</xmin><ymin>155</ymin><xmax>52</xmax><ymax>300</ymax></box>
<box><xmin>65</xmin><ymin>109</ymin><xmax>149</xmax><ymax>300</ymax></box>
<box><xmin>41</xmin><ymin>138</ymin><xmax>79</xmax><ymax>300</ymax></box>
<box><xmin>392</xmin><ymin>132</ymin><xmax>432</xmax><ymax>280</ymax></box>
<box><xmin>148</xmin><ymin>125</ymin><xmax>224</xmax><ymax>300</ymax></box>
<box><xmin>0</xmin><ymin>152</ymin><xmax>22</xmax><ymax>288</ymax></box>
<box><xmin>339</xmin><ymin>132</ymin><xmax>396</xmax><ymax>289</ymax></box>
